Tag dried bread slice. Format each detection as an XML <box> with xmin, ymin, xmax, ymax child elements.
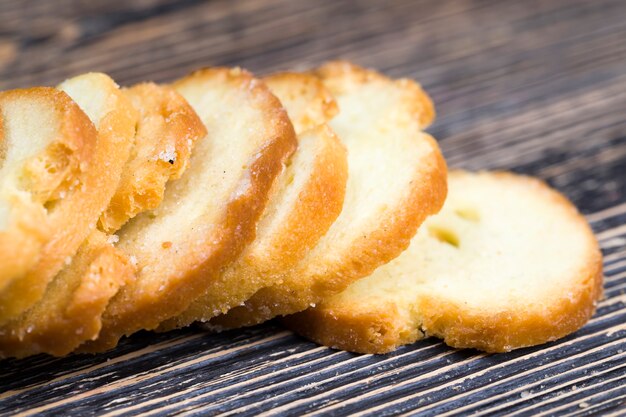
<box><xmin>99</xmin><ymin>83</ymin><xmax>206</xmax><ymax>232</ymax></box>
<box><xmin>81</xmin><ymin>68</ymin><xmax>296</xmax><ymax>352</ymax></box>
<box><xmin>285</xmin><ymin>171</ymin><xmax>604</xmax><ymax>353</ymax></box>
<box><xmin>0</xmin><ymin>83</ymin><xmax>205</xmax><ymax>358</ymax></box>
<box><xmin>161</xmin><ymin>72</ymin><xmax>346</xmax><ymax>331</ymax></box>
<box><xmin>0</xmin><ymin>88</ymin><xmax>92</xmax><ymax>293</ymax></box>
<box><xmin>211</xmin><ymin>61</ymin><xmax>447</xmax><ymax>329</ymax></box>
<box><xmin>0</xmin><ymin>77</ymin><xmax>137</xmax><ymax>324</ymax></box>
<box><xmin>0</xmin><ymin>230</ymin><xmax>135</xmax><ymax>358</ymax></box>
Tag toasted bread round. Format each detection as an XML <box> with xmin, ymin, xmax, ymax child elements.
<box><xmin>211</xmin><ymin>61</ymin><xmax>447</xmax><ymax>329</ymax></box>
<box><xmin>159</xmin><ymin>72</ymin><xmax>346</xmax><ymax>331</ymax></box>
<box><xmin>285</xmin><ymin>171</ymin><xmax>604</xmax><ymax>353</ymax></box>
<box><xmin>81</xmin><ymin>68</ymin><xmax>296</xmax><ymax>352</ymax></box>
<box><xmin>0</xmin><ymin>78</ymin><xmax>137</xmax><ymax>324</ymax></box>
<box><xmin>0</xmin><ymin>88</ymin><xmax>90</xmax><ymax>293</ymax></box>
<box><xmin>98</xmin><ymin>83</ymin><xmax>206</xmax><ymax>232</ymax></box>
<box><xmin>0</xmin><ymin>82</ymin><xmax>204</xmax><ymax>357</ymax></box>
<box><xmin>0</xmin><ymin>230</ymin><xmax>135</xmax><ymax>358</ymax></box>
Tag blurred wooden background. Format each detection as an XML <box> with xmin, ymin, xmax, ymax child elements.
<box><xmin>0</xmin><ymin>0</ymin><xmax>625</xmax><ymax>415</ymax></box>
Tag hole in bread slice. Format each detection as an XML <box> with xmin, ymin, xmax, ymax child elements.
<box><xmin>427</xmin><ymin>225</ymin><xmax>460</xmax><ymax>248</ymax></box>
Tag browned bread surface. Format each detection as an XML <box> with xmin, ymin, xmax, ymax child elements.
<box><xmin>284</xmin><ymin>171</ymin><xmax>603</xmax><ymax>353</ymax></box>
<box><xmin>211</xmin><ymin>61</ymin><xmax>447</xmax><ymax>329</ymax></box>
<box><xmin>160</xmin><ymin>72</ymin><xmax>346</xmax><ymax>331</ymax></box>
<box><xmin>81</xmin><ymin>68</ymin><xmax>296</xmax><ymax>352</ymax></box>
<box><xmin>263</xmin><ymin>72</ymin><xmax>338</xmax><ymax>133</ymax></box>
<box><xmin>0</xmin><ymin>82</ymin><xmax>205</xmax><ymax>357</ymax></box>
<box><xmin>0</xmin><ymin>77</ymin><xmax>137</xmax><ymax>324</ymax></box>
<box><xmin>0</xmin><ymin>230</ymin><xmax>134</xmax><ymax>358</ymax></box>
<box><xmin>98</xmin><ymin>83</ymin><xmax>206</xmax><ymax>232</ymax></box>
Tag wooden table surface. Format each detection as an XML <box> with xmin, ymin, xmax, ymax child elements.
<box><xmin>1</xmin><ymin>0</ymin><xmax>625</xmax><ymax>415</ymax></box>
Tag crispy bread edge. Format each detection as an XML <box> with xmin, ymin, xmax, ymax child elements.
<box><xmin>284</xmin><ymin>171</ymin><xmax>603</xmax><ymax>354</ymax></box>
<box><xmin>0</xmin><ymin>87</ymin><xmax>106</xmax><ymax>323</ymax></box>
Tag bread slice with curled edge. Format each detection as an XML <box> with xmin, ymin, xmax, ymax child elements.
<box><xmin>0</xmin><ymin>230</ymin><xmax>135</xmax><ymax>358</ymax></box>
<box><xmin>0</xmin><ymin>83</ymin><xmax>205</xmax><ymax>358</ymax></box>
<box><xmin>98</xmin><ymin>83</ymin><xmax>207</xmax><ymax>232</ymax></box>
<box><xmin>0</xmin><ymin>78</ymin><xmax>137</xmax><ymax>324</ymax></box>
<box><xmin>160</xmin><ymin>72</ymin><xmax>347</xmax><ymax>331</ymax></box>
<box><xmin>210</xmin><ymin>61</ymin><xmax>447</xmax><ymax>329</ymax></box>
<box><xmin>80</xmin><ymin>67</ymin><xmax>297</xmax><ymax>352</ymax></box>
<box><xmin>284</xmin><ymin>171</ymin><xmax>604</xmax><ymax>353</ymax></box>
<box><xmin>0</xmin><ymin>88</ymin><xmax>89</xmax><ymax>293</ymax></box>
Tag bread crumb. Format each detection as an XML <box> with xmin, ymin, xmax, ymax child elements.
<box><xmin>520</xmin><ymin>391</ymin><xmax>530</xmax><ymax>398</ymax></box>
<box><xmin>107</xmin><ymin>235</ymin><xmax>119</xmax><ymax>244</ymax></box>
<box><xmin>579</xmin><ymin>402</ymin><xmax>589</xmax><ymax>408</ymax></box>
<box><xmin>156</xmin><ymin>145</ymin><xmax>176</xmax><ymax>164</ymax></box>
<box><xmin>64</xmin><ymin>256</ymin><xmax>72</xmax><ymax>266</ymax></box>
<box><xmin>129</xmin><ymin>255</ymin><xmax>138</xmax><ymax>266</ymax></box>
<box><xmin>162</xmin><ymin>241</ymin><xmax>172</xmax><ymax>249</ymax></box>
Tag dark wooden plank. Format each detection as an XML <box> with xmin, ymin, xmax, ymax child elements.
<box><xmin>0</xmin><ymin>0</ymin><xmax>625</xmax><ymax>415</ymax></box>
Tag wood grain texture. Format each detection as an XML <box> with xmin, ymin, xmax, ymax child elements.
<box><xmin>0</xmin><ymin>0</ymin><xmax>625</xmax><ymax>415</ymax></box>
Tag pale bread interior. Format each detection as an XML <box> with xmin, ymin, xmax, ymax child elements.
<box><xmin>0</xmin><ymin>95</ymin><xmax>58</xmax><ymax>230</ymax></box>
<box><xmin>341</xmin><ymin>172</ymin><xmax>594</xmax><ymax>311</ymax></box>
<box><xmin>0</xmin><ymin>98</ymin><xmax>59</xmax><ymax>204</ymax></box>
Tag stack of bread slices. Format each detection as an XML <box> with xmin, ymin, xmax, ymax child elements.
<box><xmin>0</xmin><ymin>61</ymin><xmax>602</xmax><ymax>358</ymax></box>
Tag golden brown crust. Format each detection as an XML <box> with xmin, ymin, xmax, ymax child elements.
<box><xmin>161</xmin><ymin>124</ymin><xmax>347</xmax><ymax>330</ymax></box>
<box><xmin>314</xmin><ymin>60</ymin><xmax>435</xmax><ymax>128</ymax></box>
<box><xmin>0</xmin><ymin>81</ymin><xmax>203</xmax><ymax>357</ymax></box>
<box><xmin>0</xmin><ymin>87</ymin><xmax>92</xmax><ymax>291</ymax></box>
<box><xmin>263</xmin><ymin>72</ymin><xmax>339</xmax><ymax>134</ymax></box>
<box><xmin>0</xmin><ymin>87</ymin><xmax>105</xmax><ymax>323</ymax></box>
<box><xmin>0</xmin><ymin>230</ymin><xmax>134</xmax><ymax>358</ymax></box>
<box><xmin>283</xmin><ymin>302</ymin><xmax>421</xmax><ymax>354</ymax></box>
<box><xmin>98</xmin><ymin>83</ymin><xmax>206</xmax><ymax>232</ymax></box>
<box><xmin>0</xmin><ymin>74</ymin><xmax>137</xmax><ymax>326</ymax></box>
<box><xmin>80</xmin><ymin>68</ymin><xmax>297</xmax><ymax>352</ymax></box>
<box><xmin>284</xmin><ymin>171</ymin><xmax>604</xmax><ymax>354</ymax></box>
<box><xmin>0</xmin><ymin>195</ymin><xmax>49</xmax><ymax>292</ymax></box>
<box><xmin>211</xmin><ymin>63</ymin><xmax>447</xmax><ymax>329</ymax></box>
